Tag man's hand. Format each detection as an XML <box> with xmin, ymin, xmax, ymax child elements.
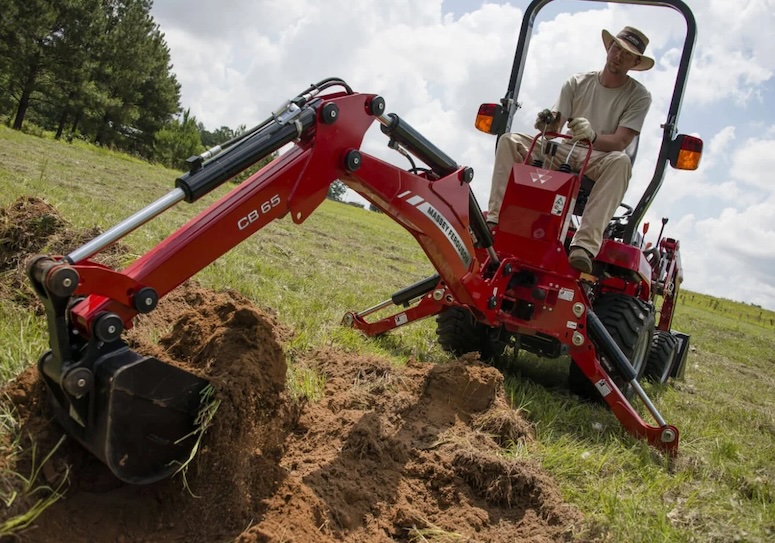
<box><xmin>534</xmin><ymin>109</ymin><xmax>561</xmax><ymax>132</ymax></box>
<box><xmin>568</xmin><ymin>117</ymin><xmax>596</xmax><ymax>143</ymax></box>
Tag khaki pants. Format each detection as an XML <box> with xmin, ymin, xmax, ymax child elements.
<box><xmin>486</xmin><ymin>132</ymin><xmax>631</xmax><ymax>256</ymax></box>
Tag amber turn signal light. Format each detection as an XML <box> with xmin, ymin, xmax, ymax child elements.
<box><xmin>669</xmin><ymin>134</ymin><xmax>703</xmax><ymax>170</ymax></box>
<box><xmin>475</xmin><ymin>103</ymin><xmax>508</xmax><ymax>135</ymax></box>
<box><xmin>475</xmin><ymin>104</ymin><xmax>498</xmax><ymax>133</ymax></box>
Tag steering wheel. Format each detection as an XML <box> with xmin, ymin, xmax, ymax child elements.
<box><xmin>610</xmin><ymin>202</ymin><xmax>634</xmax><ymax>223</ymax></box>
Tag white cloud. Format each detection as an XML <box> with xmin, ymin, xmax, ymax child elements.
<box><xmin>702</xmin><ymin>126</ymin><xmax>736</xmax><ymax>170</ymax></box>
<box><xmin>687</xmin><ymin>0</ymin><xmax>775</xmax><ymax>106</ymax></box>
<box><xmin>729</xmin><ymin>136</ymin><xmax>775</xmax><ymax>192</ymax></box>
<box><xmin>681</xmin><ymin>199</ymin><xmax>775</xmax><ymax>309</ymax></box>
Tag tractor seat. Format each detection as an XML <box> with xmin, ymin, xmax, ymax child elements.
<box><xmin>572</xmin><ymin>135</ymin><xmax>639</xmax><ymax>216</ymax></box>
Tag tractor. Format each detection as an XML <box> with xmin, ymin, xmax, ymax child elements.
<box><xmin>28</xmin><ymin>0</ymin><xmax>701</xmax><ymax>484</ymax></box>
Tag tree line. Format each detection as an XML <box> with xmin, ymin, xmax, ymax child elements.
<box><xmin>0</xmin><ymin>0</ymin><xmax>244</xmax><ymax>171</ymax></box>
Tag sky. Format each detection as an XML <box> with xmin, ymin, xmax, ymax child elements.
<box><xmin>150</xmin><ymin>0</ymin><xmax>775</xmax><ymax>311</ymax></box>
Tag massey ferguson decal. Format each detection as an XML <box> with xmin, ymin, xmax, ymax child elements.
<box><xmin>529</xmin><ymin>169</ymin><xmax>552</xmax><ymax>184</ymax></box>
<box><xmin>397</xmin><ymin>190</ymin><xmax>471</xmax><ymax>266</ymax></box>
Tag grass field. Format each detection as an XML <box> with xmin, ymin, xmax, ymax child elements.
<box><xmin>1</xmin><ymin>125</ymin><xmax>773</xmax><ymax>542</ymax></box>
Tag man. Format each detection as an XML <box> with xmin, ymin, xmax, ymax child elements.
<box><xmin>486</xmin><ymin>26</ymin><xmax>654</xmax><ymax>273</ymax></box>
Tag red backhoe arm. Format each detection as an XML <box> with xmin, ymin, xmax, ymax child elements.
<box><xmin>27</xmin><ymin>87</ymin><xmax>504</xmax><ymax>483</ymax></box>
<box><xmin>27</xmin><ymin>82</ymin><xmax>678</xmax><ymax>483</ymax></box>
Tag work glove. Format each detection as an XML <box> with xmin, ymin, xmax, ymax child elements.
<box><xmin>534</xmin><ymin>109</ymin><xmax>561</xmax><ymax>132</ymax></box>
<box><xmin>568</xmin><ymin>117</ymin><xmax>596</xmax><ymax>143</ymax></box>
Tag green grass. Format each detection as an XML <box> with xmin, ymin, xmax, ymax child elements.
<box><xmin>0</xmin><ymin>400</ymin><xmax>68</xmax><ymax>537</ymax></box>
<box><xmin>0</xmin><ymin>302</ymin><xmax>46</xmax><ymax>384</ymax></box>
<box><xmin>1</xmin><ymin>125</ymin><xmax>774</xmax><ymax>542</ymax></box>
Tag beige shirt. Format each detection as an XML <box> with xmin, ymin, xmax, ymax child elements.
<box><xmin>554</xmin><ymin>71</ymin><xmax>651</xmax><ymax>135</ymax></box>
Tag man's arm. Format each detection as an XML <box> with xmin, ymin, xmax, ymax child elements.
<box><xmin>598</xmin><ymin>87</ymin><xmax>650</xmax><ymax>152</ymax></box>
<box><xmin>591</xmin><ymin>125</ymin><xmax>639</xmax><ymax>152</ymax></box>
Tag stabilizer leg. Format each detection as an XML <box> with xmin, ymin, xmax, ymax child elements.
<box><xmin>343</xmin><ymin>274</ymin><xmax>447</xmax><ymax>336</ymax></box>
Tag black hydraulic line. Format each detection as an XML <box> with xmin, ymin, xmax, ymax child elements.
<box><xmin>586</xmin><ymin>308</ymin><xmax>638</xmax><ymax>381</ymax></box>
<box><xmin>215</xmin><ymin>78</ymin><xmax>353</xmax><ymax>152</ymax></box>
<box><xmin>391</xmin><ymin>274</ymin><xmax>441</xmax><ymax>307</ymax></box>
<box><xmin>176</xmin><ymin>107</ymin><xmax>317</xmax><ymax>203</ymax></box>
<box><xmin>380</xmin><ymin>113</ymin><xmax>458</xmax><ymax>178</ymax></box>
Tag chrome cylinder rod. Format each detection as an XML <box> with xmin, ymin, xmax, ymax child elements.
<box><xmin>356</xmin><ymin>298</ymin><xmax>394</xmax><ymax>319</ymax></box>
<box><xmin>67</xmin><ymin>188</ymin><xmax>186</xmax><ymax>264</ymax></box>
<box><xmin>629</xmin><ymin>379</ymin><xmax>668</xmax><ymax>427</ymax></box>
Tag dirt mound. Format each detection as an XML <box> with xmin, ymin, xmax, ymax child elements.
<box><xmin>243</xmin><ymin>349</ymin><xmax>581</xmax><ymax>542</ymax></box>
<box><xmin>0</xmin><ymin>196</ymin><xmax>127</xmax><ymax>308</ymax></box>
<box><xmin>0</xmin><ymin>196</ymin><xmax>584</xmax><ymax>542</ymax></box>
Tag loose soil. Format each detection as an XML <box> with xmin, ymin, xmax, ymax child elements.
<box><xmin>0</xmin><ymin>197</ymin><xmax>584</xmax><ymax>542</ymax></box>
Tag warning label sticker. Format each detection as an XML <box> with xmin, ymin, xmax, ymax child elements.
<box><xmin>551</xmin><ymin>194</ymin><xmax>566</xmax><ymax>216</ymax></box>
<box><xmin>595</xmin><ymin>379</ymin><xmax>612</xmax><ymax>396</ymax></box>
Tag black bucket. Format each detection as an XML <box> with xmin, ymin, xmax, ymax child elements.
<box><xmin>40</xmin><ymin>346</ymin><xmax>210</xmax><ymax>484</ymax></box>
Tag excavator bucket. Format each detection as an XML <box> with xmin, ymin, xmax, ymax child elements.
<box><xmin>28</xmin><ymin>255</ymin><xmax>211</xmax><ymax>484</ymax></box>
<box><xmin>39</xmin><ymin>346</ymin><xmax>209</xmax><ymax>484</ymax></box>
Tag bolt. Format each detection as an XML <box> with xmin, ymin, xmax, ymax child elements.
<box><xmin>145</xmin><ymin>297</ymin><xmax>153</xmax><ymax>306</ymax></box>
<box><xmin>77</xmin><ymin>378</ymin><xmax>86</xmax><ymax>388</ymax></box>
<box><xmin>62</xmin><ymin>278</ymin><xmax>72</xmax><ymax>288</ymax></box>
<box><xmin>572</xmin><ymin>302</ymin><xmax>585</xmax><ymax>317</ymax></box>
<box><xmin>433</xmin><ymin>289</ymin><xmax>444</xmax><ymax>301</ymax></box>
<box><xmin>661</xmin><ymin>428</ymin><xmax>676</xmax><ymax>443</ymax></box>
<box><xmin>342</xmin><ymin>313</ymin><xmax>354</xmax><ymax>326</ymax></box>
<box><xmin>572</xmin><ymin>331</ymin><xmax>584</xmax><ymax>346</ymax></box>
<box><xmin>108</xmin><ymin>325</ymin><xmax>116</xmax><ymax>334</ymax></box>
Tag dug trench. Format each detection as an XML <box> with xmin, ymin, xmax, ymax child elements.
<box><xmin>0</xmin><ymin>197</ymin><xmax>583</xmax><ymax>542</ymax></box>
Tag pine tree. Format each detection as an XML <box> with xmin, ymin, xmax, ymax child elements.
<box><xmin>0</xmin><ymin>0</ymin><xmax>180</xmax><ymax>152</ymax></box>
<box><xmin>0</xmin><ymin>0</ymin><xmax>60</xmax><ymax>129</ymax></box>
<box><xmin>44</xmin><ymin>0</ymin><xmax>108</xmax><ymax>139</ymax></box>
<box><xmin>90</xmin><ymin>0</ymin><xmax>180</xmax><ymax>154</ymax></box>
<box><xmin>154</xmin><ymin>108</ymin><xmax>203</xmax><ymax>169</ymax></box>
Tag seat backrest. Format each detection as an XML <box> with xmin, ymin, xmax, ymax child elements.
<box><xmin>624</xmin><ymin>134</ymin><xmax>640</xmax><ymax>166</ymax></box>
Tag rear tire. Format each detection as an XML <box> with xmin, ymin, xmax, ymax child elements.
<box><xmin>569</xmin><ymin>294</ymin><xmax>655</xmax><ymax>400</ymax></box>
<box><xmin>435</xmin><ymin>307</ymin><xmax>506</xmax><ymax>361</ymax></box>
<box><xmin>644</xmin><ymin>330</ymin><xmax>679</xmax><ymax>384</ymax></box>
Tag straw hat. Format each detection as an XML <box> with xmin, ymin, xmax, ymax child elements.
<box><xmin>602</xmin><ymin>26</ymin><xmax>654</xmax><ymax>71</ymax></box>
